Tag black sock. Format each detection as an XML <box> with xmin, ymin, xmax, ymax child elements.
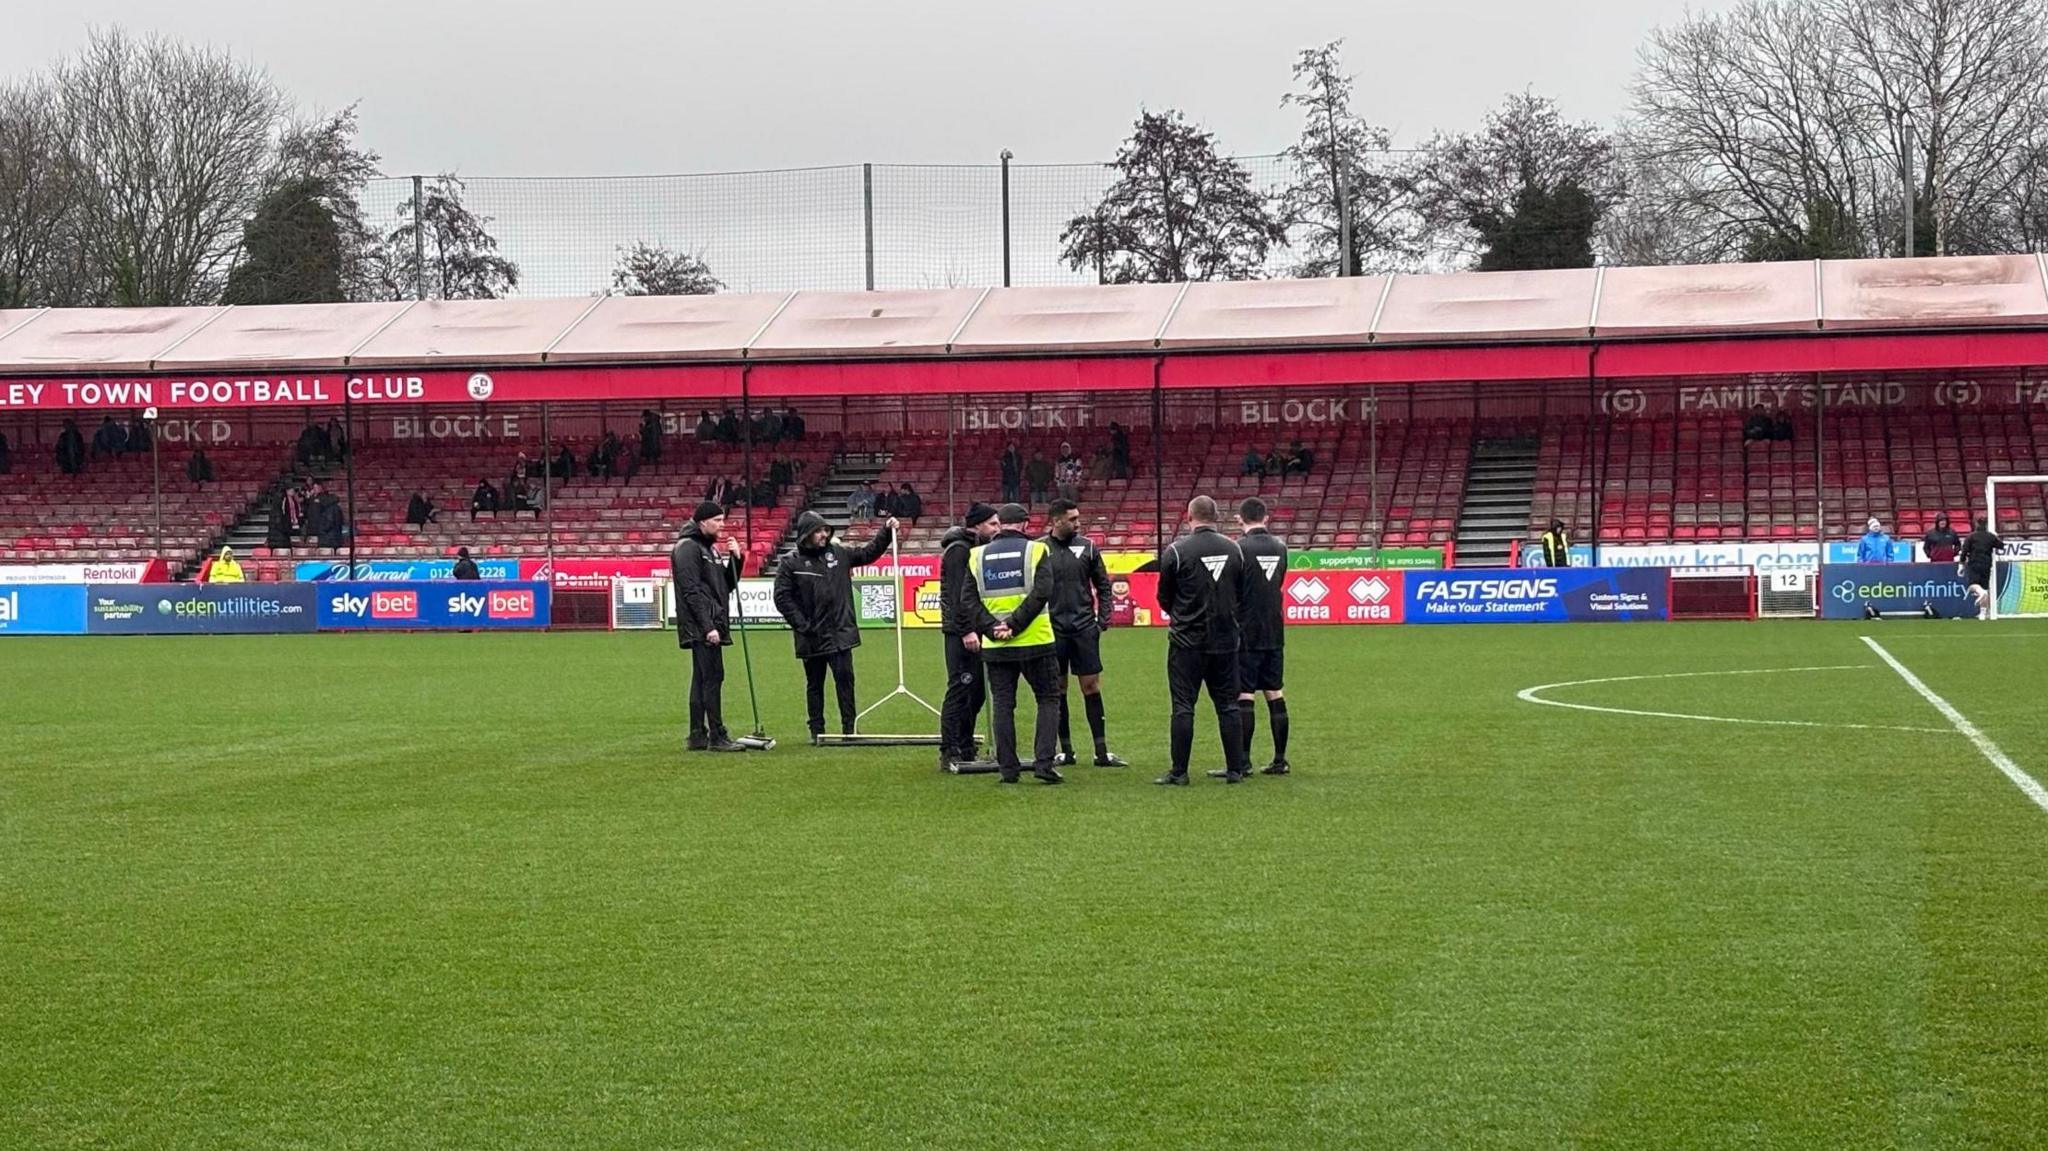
<box><xmin>1269</xmin><ymin>699</ymin><xmax>1290</xmax><ymax>762</ymax></box>
<box><xmin>1084</xmin><ymin>692</ymin><xmax>1107</xmax><ymax>754</ymax></box>
<box><xmin>1057</xmin><ymin>693</ymin><xmax>1073</xmax><ymax>754</ymax></box>
<box><xmin>1239</xmin><ymin>698</ymin><xmax>1257</xmax><ymax>764</ymax></box>
<box><xmin>1170</xmin><ymin>713</ymin><xmax>1194</xmax><ymax>774</ymax></box>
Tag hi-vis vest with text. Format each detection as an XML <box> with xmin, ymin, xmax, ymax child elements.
<box><xmin>971</xmin><ymin>535</ymin><xmax>1054</xmax><ymax>650</ymax></box>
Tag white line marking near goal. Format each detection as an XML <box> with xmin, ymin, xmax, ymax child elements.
<box><xmin>1515</xmin><ymin>665</ymin><xmax>1949</xmax><ymax>734</ymax></box>
<box><xmin>1861</xmin><ymin>636</ymin><xmax>2048</xmax><ymax>814</ymax></box>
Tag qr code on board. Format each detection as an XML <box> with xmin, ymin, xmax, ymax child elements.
<box><xmin>859</xmin><ymin>583</ymin><xmax>896</xmax><ymax>622</ymax></box>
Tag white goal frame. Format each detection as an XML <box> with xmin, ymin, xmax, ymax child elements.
<box><xmin>1985</xmin><ymin>475</ymin><xmax>2048</xmax><ymax>620</ymax></box>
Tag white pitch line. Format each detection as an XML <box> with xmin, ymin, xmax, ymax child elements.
<box><xmin>1515</xmin><ymin>665</ymin><xmax>1950</xmax><ymax>734</ymax></box>
<box><xmin>1860</xmin><ymin>636</ymin><xmax>2048</xmax><ymax>815</ymax></box>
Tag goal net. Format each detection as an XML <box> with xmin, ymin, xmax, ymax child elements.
<box><xmin>1985</xmin><ymin>476</ymin><xmax>2048</xmax><ymax>620</ymax></box>
<box><xmin>609</xmin><ymin>577</ymin><xmax>667</xmax><ymax>630</ymax></box>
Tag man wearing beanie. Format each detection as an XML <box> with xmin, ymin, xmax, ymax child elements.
<box><xmin>938</xmin><ymin>502</ymin><xmax>1003</xmax><ymax>771</ymax></box>
<box><xmin>773</xmin><ymin>508</ymin><xmax>897</xmax><ymax>744</ymax></box>
<box><xmin>967</xmin><ymin>504</ymin><xmax>1064</xmax><ymax>784</ymax></box>
<box><xmin>672</xmin><ymin>501</ymin><xmax>746</xmax><ymax>753</ymax></box>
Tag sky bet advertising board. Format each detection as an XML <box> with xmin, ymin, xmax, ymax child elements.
<box><xmin>85</xmin><ymin>584</ymin><xmax>318</xmax><ymax>635</ymax></box>
<box><xmin>296</xmin><ymin>558</ymin><xmax>522</xmax><ymax>582</ymax></box>
<box><xmin>317</xmin><ymin>581</ymin><xmax>551</xmax><ymax>630</ymax></box>
<box><xmin>1818</xmin><ymin>564</ymin><xmax>1980</xmax><ymax>619</ymax></box>
<box><xmin>1404</xmin><ymin>568</ymin><xmax>1668</xmax><ymax>624</ymax></box>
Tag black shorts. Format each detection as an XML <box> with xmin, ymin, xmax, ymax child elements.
<box><xmin>1054</xmin><ymin>628</ymin><xmax>1104</xmax><ymax>677</ymax></box>
<box><xmin>1965</xmin><ymin>564</ymin><xmax>1993</xmax><ymax>589</ymax></box>
<box><xmin>1239</xmin><ymin>647</ymin><xmax>1285</xmax><ymax>693</ymax></box>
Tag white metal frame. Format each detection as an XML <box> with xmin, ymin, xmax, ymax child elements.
<box><xmin>817</xmin><ymin>535</ymin><xmax>943</xmax><ymax>746</ymax></box>
<box><xmin>1985</xmin><ymin>475</ymin><xmax>2048</xmax><ymax>619</ymax></box>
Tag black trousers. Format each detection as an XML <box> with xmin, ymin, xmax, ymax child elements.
<box><xmin>688</xmin><ymin>644</ymin><xmax>727</xmax><ymax>741</ymax></box>
<box><xmin>986</xmin><ymin>653</ymin><xmax>1061</xmax><ymax>776</ymax></box>
<box><xmin>1167</xmin><ymin>645</ymin><xmax>1245</xmax><ymax>775</ymax></box>
<box><xmin>940</xmin><ymin>632</ymin><xmax>986</xmax><ymax>759</ymax></box>
<box><xmin>804</xmin><ymin>650</ymin><xmax>857</xmax><ymax>735</ymax></box>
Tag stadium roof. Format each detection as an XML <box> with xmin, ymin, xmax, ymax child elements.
<box><xmin>2</xmin><ymin>254</ymin><xmax>2048</xmax><ymax>411</ymax></box>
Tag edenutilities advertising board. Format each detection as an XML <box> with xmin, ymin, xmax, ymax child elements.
<box><xmin>316</xmin><ymin>581</ymin><xmax>551</xmax><ymax>630</ymax></box>
<box><xmin>86</xmin><ymin>584</ymin><xmax>317</xmax><ymax>634</ymax></box>
<box><xmin>1404</xmin><ymin>568</ymin><xmax>1668</xmax><ymax>624</ymax></box>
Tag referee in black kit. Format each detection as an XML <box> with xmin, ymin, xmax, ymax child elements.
<box><xmin>1154</xmin><ymin>496</ymin><xmax>1251</xmax><ymax>786</ymax></box>
<box><xmin>1216</xmin><ymin>496</ymin><xmax>1291</xmax><ymax>777</ymax></box>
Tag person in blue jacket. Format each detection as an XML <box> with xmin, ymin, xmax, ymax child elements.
<box><xmin>1857</xmin><ymin>517</ymin><xmax>1895</xmax><ymax>563</ymax></box>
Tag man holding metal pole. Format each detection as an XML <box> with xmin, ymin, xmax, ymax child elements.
<box><xmin>773</xmin><ymin>510</ymin><xmax>896</xmax><ymax>744</ymax></box>
<box><xmin>672</xmin><ymin>501</ymin><xmax>746</xmax><ymax>753</ymax></box>
<box><xmin>939</xmin><ymin>503</ymin><xmax>1001</xmax><ymax>772</ymax></box>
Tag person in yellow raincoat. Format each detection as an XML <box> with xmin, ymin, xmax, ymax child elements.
<box><xmin>206</xmin><ymin>547</ymin><xmax>245</xmax><ymax>584</ymax></box>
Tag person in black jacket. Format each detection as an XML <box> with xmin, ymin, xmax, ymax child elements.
<box><xmin>1231</xmin><ymin>497</ymin><xmax>1291</xmax><ymax>777</ymax></box>
<box><xmin>1154</xmin><ymin>496</ymin><xmax>1250</xmax><ymax>785</ymax></box>
<box><xmin>938</xmin><ymin>503</ymin><xmax>1003</xmax><ymax>771</ymax></box>
<box><xmin>1041</xmin><ymin>499</ymin><xmax>1127</xmax><ymax>767</ymax></box>
<box><xmin>639</xmin><ymin>409</ymin><xmax>664</xmax><ymax>463</ymax></box>
<box><xmin>773</xmin><ymin>510</ymin><xmax>896</xmax><ymax>742</ymax></box>
<box><xmin>451</xmin><ymin>547</ymin><xmax>481</xmax><ymax>581</ymax></box>
<box><xmin>55</xmin><ymin>419</ymin><xmax>86</xmax><ymax>475</ymax></box>
<box><xmin>672</xmin><ymin>501</ymin><xmax>746</xmax><ymax>753</ymax></box>
<box><xmin>1960</xmin><ymin>518</ymin><xmax>2003</xmax><ymax>616</ymax></box>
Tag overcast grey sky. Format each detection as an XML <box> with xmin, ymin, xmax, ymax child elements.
<box><xmin>3</xmin><ymin>0</ymin><xmax>1730</xmax><ymax>175</ymax></box>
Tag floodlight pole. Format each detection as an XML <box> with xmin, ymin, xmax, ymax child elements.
<box><xmin>862</xmin><ymin>163</ymin><xmax>876</xmax><ymax>291</ymax></box>
<box><xmin>150</xmin><ymin>427</ymin><xmax>162</xmax><ymax>561</ymax></box>
<box><xmin>1901</xmin><ymin>114</ymin><xmax>1917</xmax><ymax>257</ymax></box>
<box><xmin>999</xmin><ymin>150</ymin><xmax>1013</xmax><ymax>287</ymax></box>
<box><xmin>1151</xmin><ymin>357</ymin><xmax>1166</xmax><ymax>560</ymax></box>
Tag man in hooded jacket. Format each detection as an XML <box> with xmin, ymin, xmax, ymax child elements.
<box><xmin>672</xmin><ymin>501</ymin><xmax>746</xmax><ymax>753</ymax></box>
<box><xmin>773</xmin><ymin>509</ymin><xmax>896</xmax><ymax>742</ymax></box>
<box><xmin>938</xmin><ymin>503</ymin><xmax>1002</xmax><ymax>770</ymax></box>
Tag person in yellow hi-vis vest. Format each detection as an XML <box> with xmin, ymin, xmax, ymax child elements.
<box><xmin>967</xmin><ymin>504</ymin><xmax>1064</xmax><ymax>784</ymax></box>
<box><xmin>206</xmin><ymin>546</ymin><xmax>245</xmax><ymax>584</ymax></box>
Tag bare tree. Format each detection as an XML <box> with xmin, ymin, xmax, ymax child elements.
<box><xmin>0</xmin><ymin>79</ymin><xmax>85</xmax><ymax>306</ymax></box>
<box><xmin>54</xmin><ymin>28</ymin><xmax>288</xmax><ymax>305</ymax></box>
<box><xmin>1278</xmin><ymin>41</ymin><xmax>1421</xmax><ymax>276</ymax></box>
<box><xmin>1633</xmin><ymin>0</ymin><xmax>2048</xmax><ymax>260</ymax></box>
<box><xmin>1061</xmin><ymin>110</ymin><xmax>1285</xmax><ymax>283</ymax></box>
<box><xmin>1407</xmin><ymin>92</ymin><xmax>1622</xmax><ymax>269</ymax></box>
<box><xmin>382</xmin><ymin>175</ymin><xmax>518</xmax><ymax>300</ymax></box>
<box><xmin>611</xmin><ymin>242</ymin><xmax>722</xmax><ymax>295</ymax></box>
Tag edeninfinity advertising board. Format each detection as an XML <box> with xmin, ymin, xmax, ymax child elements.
<box><xmin>316</xmin><ymin>581</ymin><xmax>552</xmax><ymax>630</ymax></box>
<box><xmin>1817</xmin><ymin>564</ymin><xmax>1979</xmax><ymax>619</ymax></box>
<box><xmin>85</xmin><ymin>583</ymin><xmax>318</xmax><ymax>635</ymax></box>
<box><xmin>1404</xmin><ymin>568</ymin><xmax>1669</xmax><ymax>624</ymax></box>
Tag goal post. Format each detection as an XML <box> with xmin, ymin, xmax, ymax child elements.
<box><xmin>1984</xmin><ymin>475</ymin><xmax>2048</xmax><ymax>620</ymax></box>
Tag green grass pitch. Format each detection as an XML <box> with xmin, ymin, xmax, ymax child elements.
<box><xmin>3</xmin><ymin>621</ymin><xmax>2046</xmax><ymax>1149</ymax></box>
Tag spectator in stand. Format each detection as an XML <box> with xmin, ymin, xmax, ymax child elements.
<box><xmin>696</xmin><ymin>410</ymin><xmax>717</xmax><ymax>444</ymax></box>
<box><xmin>1541</xmin><ymin>519</ymin><xmax>1572</xmax><ymax>566</ymax></box>
<box><xmin>640</xmin><ymin>409</ymin><xmax>664</xmax><ymax>463</ymax></box>
<box><xmin>452</xmin><ymin>547</ymin><xmax>482</xmax><ymax>580</ymax></box>
<box><xmin>552</xmin><ymin>442</ymin><xmax>576</xmax><ymax>479</ymax></box>
<box><xmin>1285</xmin><ymin>440</ymin><xmax>1313</xmax><ymax>477</ymax></box>
<box><xmin>875</xmin><ymin>484</ymin><xmax>897</xmax><ymax>520</ymax></box>
<box><xmin>769</xmin><ymin>456</ymin><xmax>791</xmax><ymax>490</ymax></box>
<box><xmin>1110</xmin><ymin>422</ymin><xmax>1132</xmax><ymax>480</ymax></box>
<box><xmin>1857</xmin><ymin>517</ymin><xmax>1895</xmax><ymax>563</ymax></box>
<box><xmin>205</xmin><ymin>546</ymin><xmax>245</xmax><ymax>584</ymax></box>
<box><xmin>1265</xmin><ymin>446</ymin><xmax>1287</xmax><ymax>477</ymax></box>
<box><xmin>92</xmin><ymin>415</ymin><xmax>127</xmax><ymax>458</ymax></box>
<box><xmin>56</xmin><ymin>419</ymin><xmax>86</xmax><ymax>475</ymax></box>
<box><xmin>0</xmin><ymin>430</ymin><xmax>10</xmax><ymax>474</ymax></box>
<box><xmin>1771</xmin><ymin>408</ymin><xmax>1795</xmax><ymax>442</ymax></box>
<box><xmin>717</xmin><ymin>407</ymin><xmax>740</xmax><ymax>444</ymax></box>
<box><xmin>185</xmin><ymin>447</ymin><xmax>214</xmax><ymax>487</ymax></box>
<box><xmin>406</xmin><ymin>491</ymin><xmax>438</xmax><ymax>528</ymax></box>
<box><xmin>325</xmin><ymin>417</ymin><xmax>348</xmax><ymax>458</ymax></box>
<box><xmin>1055</xmin><ymin>443</ymin><xmax>1083</xmax><ymax>502</ymax></box>
<box><xmin>758</xmin><ymin>408</ymin><xmax>785</xmax><ymax>444</ymax></box>
<box><xmin>1743</xmin><ymin>404</ymin><xmax>1773</xmax><ymax>443</ymax></box>
<box><xmin>784</xmin><ymin>406</ymin><xmax>805</xmax><ymax>441</ymax></box>
<box><xmin>295</xmin><ymin>422</ymin><xmax>327</xmax><ymax>464</ymax></box>
<box><xmin>283</xmin><ymin>482</ymin><xmax>306</xmax><ymax>536</ymax></box>
<box><xmin>1000</xmin><ymin>441</ymin><xmax>1024</xmax><ymax>503</ymax></box>
<box><xmin>1242</xmin><ymin>447</ymin><xmax>1266</xmax><ymax>477</ymax></box>
<box><xmin>266</xmin><ymin>494</ymin><xmax>292</xmax><ymax>548</ymax></box>
<box><xmin>751</xmin><ymin>476</ymin><xmax>779</xmax><ymax>508</ymax></box>
<box><xmin>1922</xmin><ymin>513</ymin><xmax>1962</xmax><ymax>563</ymax></box>
<box><xmin>848</xmin><ymin>479</ymin><xmax>876</xmax><ymax>522</ymax></box>
<box><xmin>896</xmin><ymin>483</ymin><xmax>923</xmax><ymax>526</ymax></box>
<box><xmin>1026</xmin><ymin>450</ymin><xmax>1054</xmax><ymax>504</ymax></box>
<box><xmin>126</xmin><ymin>414</ymin><xmax>152</xmax><ymax>455</ymax></box>
<box><xmin>310</xmin><ymin>484</ymin><xmax>345</xmax><ymax>548</ymax></box>
<box><xmin>470</xmin><ymin>478</ymin><xmax>500</xmax><ymax>520</ymax></box>
<box><xmin>1088</xmin><ymin>445</ymin><xmax>1114</xmax><ymax>484</ymax></box>
<box><xmin>507</xmin><ymin>473</ymin><xmax>540</xmax><ymax>519</ymax></box>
